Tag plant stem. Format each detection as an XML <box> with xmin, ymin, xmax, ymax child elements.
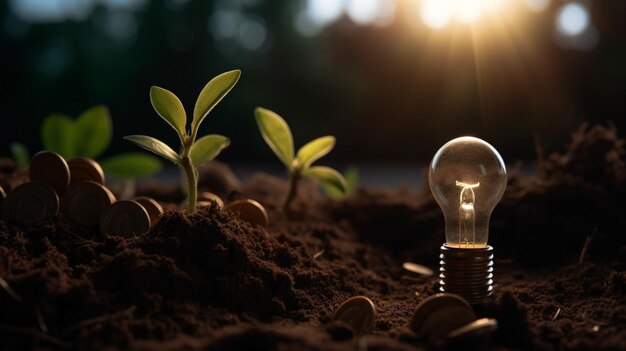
<box><xmin>283</xmin><ymin>170</ymin><xmax>300</xmax><ymax>213</ymax></box>
<box><xmin>181</xmin><ymin>156</ymin><xmax>197</xmax><ymax>213</ymax></box>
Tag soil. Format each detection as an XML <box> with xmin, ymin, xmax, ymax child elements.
<box><xmin>1</xmin><ymin>123</ymin><xmax>625</xmax><ymax>351</ymax></box>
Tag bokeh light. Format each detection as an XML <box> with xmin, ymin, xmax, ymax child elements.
<box><xmin>556</xmin><ymin>2</ymin><xmax>589</xmax><ymax>37</ymax></box>
<box><xmin>420</xmin><ymin>0</ymin><xmax>452</xmax><ymax>29</ymax></box>
<box><xmin>524</xmin><ymin>0</ymin><xmax>551</xmax><ymax>13</ymax></box>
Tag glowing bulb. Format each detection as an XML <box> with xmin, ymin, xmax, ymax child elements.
<box><xmin>430</xmin><ymin>137</ymin><xmax>506</xmax><ymax>304</ymax></box>
<box><xmin>429</xmin><ymin>137</ymin><xmax>506</xmax><ymax>248</ymax></box>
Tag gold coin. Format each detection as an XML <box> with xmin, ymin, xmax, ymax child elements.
<box><xmin>447</xmin><ymin>318</ymin><xmax>497</xmax><ymax>341</ymax></box>
<box><xmin>29</xmin><ymin>151</ymin><xmax>70</xmax><ymax>196</ymax></box>
<box><xmin>100</xmin><ymin>200</ymin><xmax>150</xmax><ymax>238</ymax></box>
<box><xmin>133</xmin><ymin>196</ymin><xmax>163</xmax><ymax>226</ymax></box>
<box><xmin>409</xmin><ymin>293</ymin><xmax>476</xmax><ymax>340</ymax></box>
<box><xmin>61</xmin><ymin>181</ymin><xmax>116</xmax><ymax>227</ymax></box>
<box><xmin>403</xmin><ymin>262</ymin><xmax>434</xmax><ymax>276</ymax></box>
<box><xmin>332</xmin><ymin>296</ymin><xmax>377</xmax><ymax>335</ymax></box>
<box><xmin>68</xmin><ymin>158</ymin><xmax>105</xmax><ymax>185</ymax></box>
<box><xmin>197</xmin><ymin>192</ymin><xmax>224</xmax><ymax>208</ymax></box>
<box><xmin>223</xmin><ymin>199</ymin><xmax>268</xmax><ymax>227</ymax></box>
<box><xmin>3</xmin><ymin>182</ymin><xmax>59</xmax><ymax>221</ymax></box>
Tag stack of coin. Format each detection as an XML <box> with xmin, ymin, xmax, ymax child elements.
<box><xmin>29</xmin><ymin>151</ymin><xmax>70</xmax><ymax>196</ymax></box>
<box><xmin>68</xmin><ymin>158</ymin><xmax>105</xmax><ymax>186</ymax></box>
<box><xmin>409</xmin><ymin>293</ymin><xmax>476</xmax><ymax>341</ymax></box>
<box><xmin>100</xmin><ymin>200</ymin><xmax>151</xmax><ymax>238</ymax></box>
<box><xmin>197</xmin><ymin>192</ymin><xmax>224</xmax><ymax>208</ymax></box>
<box><xmin>2</xmin><ymin>182</ymin><xmax>59</xmax><ymax>222</ymax></box>
<box><xmin>223</xmin><ymin>199</ymin><xmax>269</xmax><ymax>228</ymax></box>
<box><xmin>61</xmin><ymin>181</ymin><xmax>116</xmax><ymax>228</ymax></box>
<box><xmin>332</xmin><ymin>296</ymin><xmax>377</xmax><ymax>335</ymax></box>
<box><xmin>133</xmin><ymin>196</ymin><xmax>163</xmax><ymax>226</ymax></box>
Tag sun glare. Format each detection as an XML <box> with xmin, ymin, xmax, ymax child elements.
<box><xmin>420</xmin><ymin>0</ymin><xmax>505</xmax><ymax>29</ymax></box>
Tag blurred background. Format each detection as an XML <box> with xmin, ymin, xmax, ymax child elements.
<box><xmin>1</xmin><ymin>0</ymin><xmax>625</xmax><ymax>185</ymax></box>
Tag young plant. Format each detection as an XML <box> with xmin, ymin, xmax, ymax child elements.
<box><xmin>38</xmin><ymin>105</ymin><xmax>162</xmax><ymax>179</ymax></box>
<box><xmin>255</xmin><ymin>107</ymin><xmax>347</xmax><ymax>212</ymax></box>
<box><xmin>125</xmin><ymin>70</ymin><xmax>240</xmax><ymax>213</ymax></box>
<box><xmin>322</xmin><ymin>166</ymin><xmax>359</xmax><ymax>199</ymax></box>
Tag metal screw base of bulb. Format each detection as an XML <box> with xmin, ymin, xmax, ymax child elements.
<box><xmin>439</xmin><ymin>244</ymin><xmax>494</xmax><ymax>305</ymax></box>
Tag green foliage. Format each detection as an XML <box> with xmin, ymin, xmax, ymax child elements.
<box><xmin>100</xmin><ymin>153</ymin><xmax>162</xmax><ymax>179</ymax></box>
<box><xmin>125</xmin><ymin>70</ymin><xmax>239</xmax><ymax>213</ymax></box>
<box><xmin>255</xmin><ymin>107</ymin><xmax>347</xmax><ymax>211</ymax></box>
<box><xmin>323</xmin><ymin>167</ymin><xmax>359</xmax><ymax>199</ymax></box>
<box><xmin>39</xmin><ymin>105</ymin><xmax>162</xmax><ymax>179</ymax></box>
<box><xmin>10</xmin><ymin>143</ymin><xmax>30</xmax><ymax>168</ymax></box>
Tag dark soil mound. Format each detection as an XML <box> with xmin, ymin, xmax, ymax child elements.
<box><xmin>0</xmin><ymin>124</ymin><xmax>625</xmax><ymax>350</ymax></box>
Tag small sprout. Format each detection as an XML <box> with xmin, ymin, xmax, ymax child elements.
<box><xmin>255</xmin><ymin>107</ymin><xmax>347</xmax><ymax>213</ymax></box>
<box><xmin>10</xmin><ymin>143</ymin><xmax>30</xmax><ymax>168</ymax></box>
<box><xmin>323</xmin><ymin>166</ymin><xmax>358</xmax><ymax>199</ymax></box>
<box><xmin>38</xmin><ymin>105</ymin><xmax>163</xmax><ymax>179</ymax></box>
<box><xmin>125</xmin><ymin>70</ymin><xmax>240</xmax><ymax>213</ymax></box>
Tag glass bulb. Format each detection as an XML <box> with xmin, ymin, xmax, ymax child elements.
<box><xmin>429</xmin><ymin>137</ymin><xmax>507</xmax><ymax>248</ymax></box>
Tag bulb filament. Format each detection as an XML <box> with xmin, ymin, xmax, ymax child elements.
<box><xmin>456</xmin><ymin>181</ymin><xmax>480</xmax><ymax>248</ymax></box>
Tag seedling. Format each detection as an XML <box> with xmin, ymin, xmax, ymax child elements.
<box><xmin>36</xmin><ymin>105</ymin><xmax>162</xmax><ymax>179</ymax></box>
<box><xmin>322</xmin><ymin>166</ymin><xmax>359</xmax><ymax>199</ymax></box>
<box><xmin>125</xmin><ymin>70</ymin><xmax>240</xmax><ymax>213</ymax></box>
<box><xmin>255</xmin><ymin>107</ymin><xmax>347</xmax><ymax>212</ymax></box>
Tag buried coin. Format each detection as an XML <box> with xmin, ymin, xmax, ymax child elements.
<box><xmin>197</xmin><ymin>192</ymin><xmax>224</xmax><ymax>208</ymax></box>
<box><xmin>403</xmin><ymin>262</ymin><xmax>434</xmax><ymax>276</ymax></box>
<box><xmin>61</xmin><ymin>181</ymin><xmax>116</xmax><ymax>227</ymax></box>
<box><xmin>3</xmin><ymin>182</ymin><xmax>59</xmax><ymax>221</ymax></box>
<box><xmin>409</xmin><ymin>293</ymin><xmax>476</xmax><ymax>340</ymax></box>
<box><xmin>29</xmin><ymin>151</ymin><xmax>70</xmax><ymax>196</ymax></box>
<box><xmin>133</xmin><ymin>196</ymin><xmax>163</xmax><ymax>226</ymax></box>
<box><xmin>447</xmin><ymin>318</ymin><xmax>498</xmax><ymax>342</ymax></box>
<box><xmin>68</xmin><ymin>158</ymin><xmax>105</xmax><ymax>185</ymax></box>
<box><xmin>223</xmin><ymin>199</ymin><xmax>268</xmax><ymax>227</ymax></box>
<box><xmin>100</xmin><ymin>200</ymin><xmax>150</xmax><ymax>238</ymax></box>
<box><xmin>0</xmin><ymin>185</ymin><xmax>5</xmax><ymax>208</ymax></box>
<box><xmin>332</xmin><ymin>296</ymin><xmax>377</xmax><ymax>335</ymax></box>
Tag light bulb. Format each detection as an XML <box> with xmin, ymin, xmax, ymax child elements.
<box><xmin>429</xmin><ymin>136</ymin><xmax>507</xmax><ymax>304</ymax></box>
<box><xmin>429</xmin><ymin>136</ymin><xmax>507</xmax><ymax>248</ymax></box>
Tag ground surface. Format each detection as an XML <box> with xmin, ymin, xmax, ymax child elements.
<box><xmin>0</xmin><ymin>124</ymin><xmax>625</xmax><ymax>351</ymax></box>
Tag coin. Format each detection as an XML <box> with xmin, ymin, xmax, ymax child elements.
<box><xmin>29</xmin><ymin>151</ymin><xmax>70</xmax><ymax>196</ymax></box>
<box><xmin>197</xmin><ymin>192</ymin><xmax>224</xmax><ymax>208</ymax></box>
<box><xmin>332</xmin><ymin>296</ymin><xmax>377</xmax><ymax>335</ymax></box>
<box><xmin>447</xmin><ymin>318</ymin><xmax>498</xmax><ymax>342</ymax></box>
<box><xmin>0</xmin><ymin>185</ymin><xmax>5</xmax><ymax>209</ymax></box>
<box><xmin>409</xmin><ymin>293</ymin><xmax>476</xmax><ymax>340</ymax></box>
<box><xmin>3</xmin><ymin>182</ymin><xmax>59</xmax><ymax>221</ymax></box>
<box><xmin>133</xmin><ymin>196</ymin><xmax>163</xmax><ymax>226</ymax></box>
<box><xmin>223</xmin><ymin>199</ymin><xmax>268</xmax><ymax>227</ymax></box>
<box><xmin>68</xmin><ymin>158</ymin><xmax>105</xmax><ymax>186</ymax></box>
<box><xmin>403</xmin><ymin>262</ymin><xmax>434</xmax><ymax>276</ymax></box>
<box><xmin>100</xmin><ymin>200</ymin><xmax>150</xmax><ymax>238</ymax></box>
<box><xmin>61</xmin><ymin>181</ymin><xmax>116</xmax><ymax>227</ymax></box>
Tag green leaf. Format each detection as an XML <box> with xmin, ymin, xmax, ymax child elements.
<box><xmin>323</xmin><ymin>167</ymin><xmax>358</xmax><ymax>199</ymax></box>
<box><xmin>303</xmin><ymin>166</ymin><xmax>347</xmax><ymax>194</ymax></box>
<box><xmin>100</xmin><ymin>152</ymin><xmax>163</xmax><ymax>179</ymax></box>
<box><xmin>192</xmin><ymin>70</ymin><xmax>240</xmax><ymax>138</ymax></box>
<box><xmin>296</xmin><ymin>136</ymin><xmax>335</xmax><ymax>170</ymax></box>
<box><xmin>189</xmin><ymin>134</ymin><xmax>230</xmax><ymax>167</ymax></box>
<box><xmin>10</xmin><ymin>143</ymin><xmax>30</xmax><ymax>168</ymax></box>
<box><xmin>74</xmin><ymin>105</ymin><xmax>112</xmax><ymax>158</ymax></box>
<box><xmin>255</xmin><ymin>107</ymin><xmax>294</xmax><ymax>168</ymax></box>
<box><xmin>41</xmin><ymin>114</ymin><xmax>75</xmax><ymax>157</ymax></box>
<box><xmin>150</xmin><ymin>86</ymin><xmax>187</xmax><ymax>142</ymax></box>
<box><xmin>124</xmin><ymin>135</ymin><xmax>180</xmax><ymax>164</ymax></box>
